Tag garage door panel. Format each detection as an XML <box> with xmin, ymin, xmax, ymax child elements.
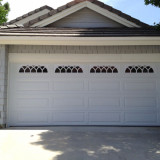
<box><xmin>53</xmin><ymin>112</ymin><xmax>85</xmax><ymax>122</ymax></box>
<box><xmin>125</xmin><ymin>97</ymin><xmax>157</xmax><ymax>109</ymax></box>
<box><xmin>12</xmin><ymin>111</ymin><xmax>50</xmax><ymax>124</ymax></box>
<box><xmin>17</xmin><ymin>74</ymin><xmax>50</xmax><ymax>79</ymax></box>
<box><xmin>89</xmin><ymin>112</ymin><xmax>121</xmax><ymax>123</ymax></box>
<box><xmin>15</xmin><ymin>93</ymin><xmax>50</xmax><ymax>98</ymax></box>
<box><xmin>89</xmin><ymin>97</ymin><xmax>120</xmax><ymax>108</ymax></box>
<box><xmin>15</xmin><ymin>98</ymin><xmax>49</xmax><ymax>108</ymax></box>
<box><xmin>157</xmin><ymin>80</ymin><xmax>160</xmax><ymax>92</ymax></box>
<box><xmin>53</xmin><ymin>80</ymin><xmax>84</xmax><ymax>91</ymax></box>
<box><xmin>124</xmin><ymin>81</ymin><xmax>156</xmax><ymax>91</ymax></box>
<box><xmin>13</xmin><ymin>93</ymin><xmax>50</xmax><ymax>109</ymax></box>
<box><xmin>53</xmin><ymin>95</ymin><xmax>85</xmax><ymax>107</ymax></box>
<box><xmin>125</xmin><ymin>112</ymin><xmax>157</xmax><ymax>123</ymax></box>
<box><xmin>89</xmin><ymin>80</ymin><xmax>120</xmax><ymax>91</ymax></box>
<box><xmin>17</xmin><ymin>81</ymin><xmax>49</xmax><ymax>91</ymax></box>
<box><xmin>123</xmin><ymin>93</ymin><xmax>157</xmax><ymax>98</ymax></box>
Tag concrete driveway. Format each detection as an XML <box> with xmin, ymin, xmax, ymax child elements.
<box><xmin>0</xmin><ymin>127</ymin><xmax>160</xmax><ymax>160</ymax></box>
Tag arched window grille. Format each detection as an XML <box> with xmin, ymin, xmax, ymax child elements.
<box><xmin>90</xmin><ymin>66</ymin><xmax>118</xmax><ymax>73</ymax></box>
<box><xmin>55</xmin><ymin>66</ymin><xmax>83</xmax><ymax>73</ymax></box>
<box><xmin>125</xmin><ymin>65</ymin><xmax>154</xmax><ymax>73</ymax></box>
<box><xmin>19</xmin><ymin>65</ymin><xmax>48</xmax><ymax>73</ymax></box>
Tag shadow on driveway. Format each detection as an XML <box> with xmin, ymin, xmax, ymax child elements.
<box><xmin>28</xmin><ymin>127</ymin><xmax>160</xmax><ymax>160</ymax></box>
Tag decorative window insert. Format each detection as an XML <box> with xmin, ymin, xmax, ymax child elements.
<box><xmin>19</xmin><ymin>65</ymin><xmax>48</xmax><ymax>73</ymax></box>
<box><xmin>90</xmin><ymin>66</ymin><xmax>118</xmax><ymax>73</ymax></box>
<box><xmin>125</xmin><ymin>65</ymin><xmax>154</xmax><ymax>73</ymax></box>
<box><xmin>55</xmin><ymin>66</ymin><xmax>83</xmax><ymax>73</ymax></box>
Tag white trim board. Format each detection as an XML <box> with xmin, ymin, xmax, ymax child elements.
<box><xmin>31</xmin><ymin>1</ymin><xmax>140</xmax><ymax>28</ymax></box>
<box><xmin>9</xmin><ymin>54</ymin><xmax>160</xmax><ymax>63</ymax></box>
<box><xmin>1</xmin><ymin>36</ymin><xmax>160</xmax><ymax>46</ymax></box>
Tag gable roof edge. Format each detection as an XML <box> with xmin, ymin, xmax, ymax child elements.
<box><xmin>23</xmin><ymin>0</ymin><xmax>149</xmax><ymax>28</ymax></box>
<box><xmin>6</xmin><ymin>5</ymin><xmax>53</xmax><ymax>25</ymax></box>
<box><xmin>86</xmin><ymin>2</ymin><xmax>140</xmax><ymax>27</ymax></box>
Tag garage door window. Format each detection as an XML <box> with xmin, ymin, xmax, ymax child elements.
<box><xmin>55</xmin><ymin>66</ymin><xmax>83</xmax><ymax>73</ymax></box>
<box><xmin>125</xmin><ymin>65</ymin><xmax>154</xmax><ymax>73</ymax></box>
<box><xmin>19</xmin><ymin>65</ymin><xmax>48</xmax><ymax>73</ymax></box>
<box><xmin>90</xmin><ymin>66</ymin><xmax>118</xmax><ymax>73</ymax></box>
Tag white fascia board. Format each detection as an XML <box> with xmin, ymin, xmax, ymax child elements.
<box><xmin>0</xmin><ymin>36</ymin><xmax>160</xmax><ymax>46</ymax></box>
<box><xmin>31</xmin><ymin>1</ymin><xmax>140</xmax><ymax>28</ymax></box>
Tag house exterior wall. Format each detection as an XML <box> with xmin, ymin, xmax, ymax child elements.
<box><xmin>9</xmin><ymin>45</ymin><xmax>160</xmax><ymax>54</ymax></box>
<box><xmin>0</xmin><ymin>45</ymin><xmax>8</xmax><ymax>128</ymax></box>
<box><xmin>47</xmin><ymin>8</ymin><xmax>124</xmax><ymax>28</ymax></box>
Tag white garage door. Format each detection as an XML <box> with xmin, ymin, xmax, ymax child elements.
<box><xmin>8</xmin><ymin>56</ymin><xmax>160</xmax><ymax>126</ymax></box>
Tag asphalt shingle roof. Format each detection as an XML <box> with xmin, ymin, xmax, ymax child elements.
<box><xmin>1</xmin><ymin>0</ymin><xmax>159</xmax><ymax>38</ymax></box>
<box><xmin>0</xmin><ymin>27</ymin><xmax>160</xmax><ymax>37</ymax></box>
